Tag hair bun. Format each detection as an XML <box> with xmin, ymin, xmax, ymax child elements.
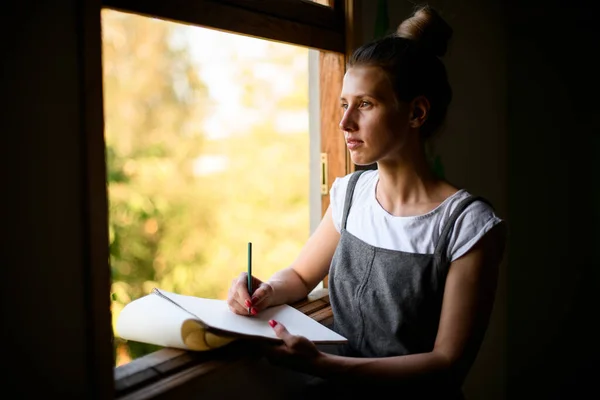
<box><xmin>396</xmin><ymin>5</ymin><xmax>453</xmax><ymax>57</ymax></box>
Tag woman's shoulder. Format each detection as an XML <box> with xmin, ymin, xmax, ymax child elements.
<box><xmin>440</xmin><ymin>190</ymin><xmax>504</xmax><ymax>261</ymax></box>
<box><xmin>331</xmin><ymin>169</ymin><xmax>378</xmax><ymax>195</ymax></box>
<box><xmin>330</xmin><ymin>170</ymin><xmax>378</xmax><ymax>231</ymax></box>
<box><xmin>335</xmin><ymin>169</ymin><xmax>377</xmax><ymax>184</ymax></box>
<box><xmin>442</xmin><ymin>190</ymin><xmax>500</xmax><ymax>223</ymax></box>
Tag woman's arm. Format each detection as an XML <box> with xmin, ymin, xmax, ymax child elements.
<box><xmin>265</xmin><ymin>205</ymin><xmax>341</xmax><ymax>306</ymax></box>
<box><xmin>272</xmin><ymin>221</ymin><xmax>507</xmax><ymax>388</ymax></box>
<box><xmin>228</xmin><ymin>206</ymin><xmax>340</xmax><ymax>314</ymax></box>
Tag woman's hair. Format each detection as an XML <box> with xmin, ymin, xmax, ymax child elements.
<box><xmin>348</xmin><ymin>5</ymin><xmax>453</xmax><ymax>140</ymax></box>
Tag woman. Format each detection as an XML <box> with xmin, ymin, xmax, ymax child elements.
<box><xmin>227</xmin><ymin>5</ymin><xmax>506</xmax><ymax>399</ymax></box>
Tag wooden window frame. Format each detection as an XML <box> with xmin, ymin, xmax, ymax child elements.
<box><xmin>102</xmin><ymin>0</ymin><xmax>345</xmax><ymax>52</ymax></box>
<box><xmin>85</xmin><ymin>0</ymin><xmax>358</xmax><ymax>397</ymax></box>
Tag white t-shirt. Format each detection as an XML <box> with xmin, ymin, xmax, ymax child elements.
<box><xmin>330</xmin><ymin>170</ymin><xmax>503</xmax><ymax>262</ymax></box>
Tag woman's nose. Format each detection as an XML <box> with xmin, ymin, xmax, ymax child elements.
<box><xmin>339</xmin><ymin>109</ymin><xmax>357</xmax><ymax>132</ymax></box>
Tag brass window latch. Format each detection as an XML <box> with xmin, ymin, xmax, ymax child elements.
<box><xmin>320</xmin><ymin>153</ymin><xmax>328</xmax><ymax>195</ymax></box>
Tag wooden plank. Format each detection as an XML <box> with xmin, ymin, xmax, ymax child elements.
<box><xmin>102</xmin><ymin>0</ymin><xmax>344</xmax><ymax>52</ymax></box>
<box><xmin>118</xmin><ymin>358</ymin><xmax>255</xmax><ymax>400</ymax></box>
<box><xmin>115</xmin><ymin>349</ymin><xmax>190</xmax><ymax>395</ymax></box>
<box><xmin>114</xmin><ymin>348</ymin><xmax>186</xmax><ymax>380</ymax></box>
<box><xmin>289</xmin><ymin>288</ymin><xmax>330</xmax><ymax>314</ymax></box>
<box><xmin>115</xmin><ymin>368</ymin><xmax>161</xmax><ymax>395</ymax></box>
<box><xmin>116</xmin><ymin>341</ymin><xmax>261</xmax><ymax>400</ymax></box>
<box><xmin>319</xmin><ymin>50</ymin><xmax>347</xmax><ymax>216</ymax></box>
<box><xmin>114</xmin><ymin>343</ymin><xmax>254</xmax><ymax>396</ymax></box>
<box><xmin>213</xmin><ymin>0</ymin><xmax>342</xmax><ymax>31</ymax></box>
<box><xmin>310</xmin><ymin>306</ymin><xmax>334</xmax><ymax>326</ymax></box>
<box><xmin>297</xmin><ymin>299</ymin><xmax>330</xmax><ymax>315</ymax></box>
<box><xmin>319</xmin><ymin>50</ymin><xmax>347</xmax><ymax>287</ymax></box>
<box><xmin>152</xmin><ymin>352</ymin><xmax>201</xmax><ymax>375</ymax></box>
<box><xmin>115</xmin><ymin>348</ymin><xmax>186</xmax><ymax>382</ymax></box>
<box><xmin>310</xmin><ymin>0</ymin><xmax>333</xmax><ymax>6</ymax></box>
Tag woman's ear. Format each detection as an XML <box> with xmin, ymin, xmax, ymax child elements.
<box><xmin>409</xmin><ymin>96</ymin><xmax>430</xmax><ymax>128</ymax></box>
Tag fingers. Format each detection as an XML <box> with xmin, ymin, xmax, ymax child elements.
<box><xmin>269</xmin><ymin>320</ymin><xmax>296</xmax><ymax>346</ymax></box>
<box><xmin>227</xmin><ymin>291</ymin><xmax>247</xmax><ymax>315</ymax></box>
<box><xmin>250</xmin><ymin>282</ymin><xmax>273</xmax><ymax>311</ymax></box>
<box><xmin>226</xmin><ymin>270</ymin><xmax>276</xmax><ymax>316</ymax></box>
<box><xmin>227</xmin><ymin>272</ymin><xmax>274</xmax><ymax>316</ymax></box>
<box><xmin>227</xmin><ymin>272</ymin><xmax>251</xmax><ymax>315</ymax></box>
<box><xmin>266</xmin><ymin>319</ymin><xmax>320</xmax><ymax>369</ymax></box>
<box><xmin>264</xmin><ymin>320</ymin><xmax>293</xmax><ymax>360</ymax></box>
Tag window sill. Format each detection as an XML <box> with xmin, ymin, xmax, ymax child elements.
<box><xmin>114</xmin><ymin>288</ymin><xmax>332</xmax><ymax>399</ymax></box>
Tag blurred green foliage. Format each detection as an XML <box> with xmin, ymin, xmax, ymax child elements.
<box><xmin>102</xmin><ymin>10</ymin><xmax>310</xmax><ymax>366</ymax></box>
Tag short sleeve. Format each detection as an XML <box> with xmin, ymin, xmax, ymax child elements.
<box><xmin>446</xmin><ymin>200</ymin><xmax>504</xmax><ymax>262</ymax></box>
<box><xmin>329</xmin><ymin>174</ymin><xmax>351</xmax><ymax>232</ymax></box>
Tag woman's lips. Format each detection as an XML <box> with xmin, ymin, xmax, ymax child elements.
<box><xmin>346</xmin><ymin>139</ymin><xmax>363</xmax><ymax>150</ymax></box>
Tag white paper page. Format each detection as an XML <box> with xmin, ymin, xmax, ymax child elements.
<box><xmin>115</xmin><ymin>293</ymin><xmax>192</xmax><ymax>350</ymax></box>
<box><xmin>162</xmin><ymin>290</ymin><xmax>347</xmax><ymax>343</ymax></box>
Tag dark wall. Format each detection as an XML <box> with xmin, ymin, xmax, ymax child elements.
<box><xmin>360</xmin><ymin>1</ymin><xmax>600</xmax><ymax>399</ymax></box>
<box><xmin>506</xmin><ymin>1</ymin><xmax>599</xmax><ymax>398</ymax></box>
<box><xmin>1</xmin><ymin>0</ymin><xmax>111</xmax><ymax>398</ymax></box>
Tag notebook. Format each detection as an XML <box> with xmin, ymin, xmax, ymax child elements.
<box><xmin>115</xmin><ymin>288</ymin><xmax>347</xmax><ymax>351</ymax></box>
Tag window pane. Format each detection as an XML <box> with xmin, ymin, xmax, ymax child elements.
<box><xmin>102</xmin><ymin>9</ymin><xmax>311</xmax><ymax>367</ymax></box>
<box><xmin>306</xmin><ymin>0</ymin><xmax>334</xmax><ymax>7</ymax></box>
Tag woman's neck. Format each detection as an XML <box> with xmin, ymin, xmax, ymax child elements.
<box><xmin>374</xmin><ymin>158</ymin><xmax>452</xmax><ymax>217</ymax></box>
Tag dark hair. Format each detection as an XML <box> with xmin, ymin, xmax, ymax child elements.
<box><xmin>348</xmin><ymin>5</ymin><xmax>453</xmax><ymax>140</ymax></box>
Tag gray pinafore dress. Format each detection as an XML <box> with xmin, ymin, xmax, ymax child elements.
<box><xmin>329</xmin><ymin>170</ymin><xmax>488</xmax><ymax>359</ymax></box>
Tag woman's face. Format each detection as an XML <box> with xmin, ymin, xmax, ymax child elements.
<box><xmin>339</xmin><ymin>66</ymin><xmax>412</xmax><ymax>166</ymax></box>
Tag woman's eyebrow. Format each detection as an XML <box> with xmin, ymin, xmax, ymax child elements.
<box><xmin>340</xmin><ymin>93</ymin><xmax>378</xmax><ymax>101</ymax></box>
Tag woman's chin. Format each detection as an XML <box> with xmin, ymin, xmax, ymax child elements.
<box><xmin>350</xmin><ymin>155</ymin><xmax>375</xmax><ymax>166</ymax></box>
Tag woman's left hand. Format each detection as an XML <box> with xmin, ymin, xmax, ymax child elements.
<box><xmin>263</xmin><ymin>319</ymin><xmax>323</xmax><ymax>374</ymax></box>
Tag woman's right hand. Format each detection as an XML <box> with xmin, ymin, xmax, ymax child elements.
<box><xmin>227</xmin><ymin>272</ymin><xmax>275</xmax><ymax>316</ymax></box>
<box><xmin>227</xmin><ymin>206</ymin><xmax>340</xmax><ymax>316</ymax></box>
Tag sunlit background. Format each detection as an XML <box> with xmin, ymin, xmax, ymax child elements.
<box><xmin>102</xmin><ymin>9</ymin><xmax>312</xmax><ymax>366</ymax></box>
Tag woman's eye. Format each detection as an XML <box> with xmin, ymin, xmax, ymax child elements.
<box><xmin>341</xmin><ymin>103</ymin><xmax>348</xmax><ymax>110</ymax></box>
<box><xmin>360</xmin><ymin>101</ymin><xmax>371</xmax><ymax>108</ymax></box>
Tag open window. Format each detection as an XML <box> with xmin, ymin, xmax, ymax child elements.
<box><xmin>87</xmin><ymin>0</ymin><xmax>356</xmax><ymax>397</ymax></box>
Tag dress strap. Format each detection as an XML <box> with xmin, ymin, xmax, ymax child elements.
<box><xmin>341</xmin><ymin>170</ymin><xmax>367</xmax><ymax>230</ymax></box>
<box><xmin>434</xmin><ymin>194</ymin><xmax>493</xmax><ymax>262</ymax></box>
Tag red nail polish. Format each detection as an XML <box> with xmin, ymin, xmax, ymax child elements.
<box><xmin>269</xmin><ymin>320</ymin><xmax>277</xmax><ymax>327</ymax></box>
<box><xmin>251</xmin><ymin>307</ymin><xmax>258</xmax><ymax>315</ymax></box>
<box><xmin>245</xmin><ymin>299</ymin><xmax>252</xmax><ymax>308</ymax></box>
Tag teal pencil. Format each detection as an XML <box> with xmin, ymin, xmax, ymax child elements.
<box><xmin>247</xmin><ymin>242</ymin><xmax>252</xmax><ymax>315</ymax></box>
